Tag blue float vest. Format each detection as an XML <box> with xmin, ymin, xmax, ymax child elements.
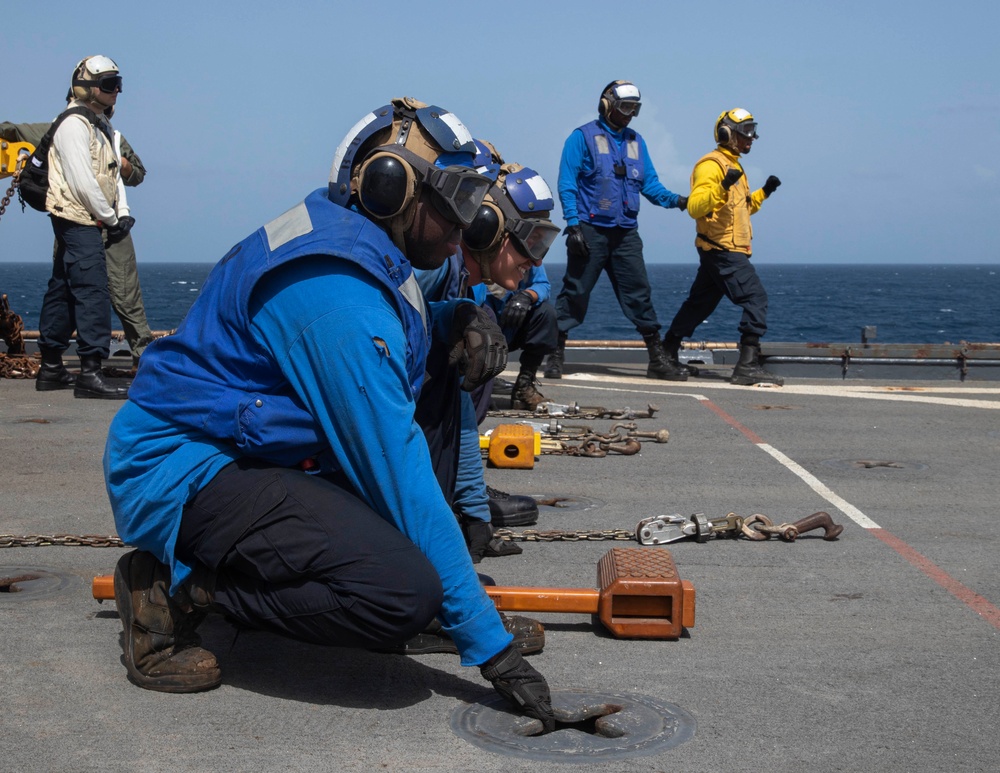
<box><xmin>128</xmin><ymin>189</ymin><xmax>430</xmax><ymax>467</ymax></box>
<box><xmin>576</xmin><ymin>120</ymin><xmax>644</xmax><ymax>228</ymax></box>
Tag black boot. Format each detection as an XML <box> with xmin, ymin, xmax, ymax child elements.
<box><xmin>35</xmin><ymin>348</ymin><xmax>76</xmax><ymax>391</ymax></box>
<box><xmin>643</xmin><ymin>333</ymin><xmax>688</xmax><ymax>381</ymax></box>
<box><xmin>74</xmin><ymin>355</ymin><xmax>129</xmax><ymax>399</ymax></box>
<box><xmin>731</xmin><ymin>340</ymin><xmax>784</xmax><ymax>386</ymax></box>
<box><xmin>662</xmin><ymin>332</ymin><xmax>697</xmax><ymax>377</ymax></box>
<box><xmin>487</xmin><ymin>485</ymin><xmax>539</xmax><ymax>527</ymax></box>
<box><xmin>114</xmin><ymin>550</ymin><xmax>221</xmax><ymax>692</ymax></box>
<box><xmin>542</xmin><ymin>333</ymin><xmax>567</xmax><ymax>379</ymax></box>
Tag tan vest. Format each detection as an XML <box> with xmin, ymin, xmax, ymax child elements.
<box><xmin>694</xmin><ymin>149</ymin><xmax>752</xmax><ymax>254</ymax></box>
<box><xmin>46</xmin><ymin>102</ymin><xmax>119</xmax><ymax>225</ymax></box>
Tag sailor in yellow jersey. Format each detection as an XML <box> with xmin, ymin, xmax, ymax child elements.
<box><xmin>663</xmin><ymin>108</ymin><xmax>784</xmax><ymax>386</ymax></box>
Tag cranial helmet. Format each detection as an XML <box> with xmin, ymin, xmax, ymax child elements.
<box><xmin>328</xmin><ymin>98</ymin><xmax>491</xmax><ymax>251</ymax></box>
<box><xmin>715</xmin><ymin>108</ymin><xmax>758</xmax><ymax>150</ymax></box>
<box><xmin>599</xmin><ymin>80</ymin><xmax>641</xmax><ymax>121</ymax></box>
<box><xmin>462</xmin><ymin>156</ymin><xmax>560</xmax><ymax>282</ymax></box>
<box><xmin>472</xmin><ymin>138</ymin><xmax>503</xmax><ymax>183</ymax></box>
<box><xmin>70</xmin><ymin>55</ymin><xmax>121</xmax><ymax>102</ymax></box>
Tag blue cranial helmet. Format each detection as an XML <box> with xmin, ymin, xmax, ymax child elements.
<box><xmin>463</xmin><ymin>162</ymin><xmax>560</xmax><ymax>267</ymax></box>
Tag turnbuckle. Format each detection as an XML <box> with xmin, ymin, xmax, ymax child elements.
<box><xmin>635</xmin><ymin>513</ymin><xmax>744</xmax><ymax>545</ymax></box>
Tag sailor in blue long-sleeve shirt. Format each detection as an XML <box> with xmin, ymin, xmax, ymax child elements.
<box><xmin>103</xmin><ymin>99</ymin><xmax>556</xmax><ymax>732</ymax></box>
<box><xmin>545</xmin><ymin>80</ymin><xmax>690</xmax><ymax>382</ymax></box>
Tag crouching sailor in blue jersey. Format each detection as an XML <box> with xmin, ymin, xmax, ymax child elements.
<box><xmin>415</xmin><ymin>139</ymin><xmax>561</xmax><ymax>559</ymax></box>
<box><xmin>102</xmin><ymin>98</ymin><xmax>555</xmax><ymax>732</ymax></box>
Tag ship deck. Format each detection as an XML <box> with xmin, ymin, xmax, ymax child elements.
<box><xmin>2</xmin><ymin>357</ymin><xmax>998</xmax><ymax>772</ymax></box>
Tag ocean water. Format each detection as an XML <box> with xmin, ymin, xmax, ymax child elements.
<box><xmin>1</xmin><ymin>262</ymin><xmax>997</xmax><ymax>345</ymax></box>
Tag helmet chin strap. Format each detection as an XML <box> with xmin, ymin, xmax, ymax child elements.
<box><xmin>386</xmin><ymin>196</ymin><xmax>419</xmax><ymax>254</ymax></box>
<box><xmin>466</xmin><ymin>245</ymin><xmax>499</xmax><ymax>285</ymax></box>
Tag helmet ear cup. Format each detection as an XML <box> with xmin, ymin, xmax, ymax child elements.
<box><xmin>463</xmin><ymin>202</ymin><xmax>504</xmax><ymax>253</ymax></box>
<box><xmin>598</xmin><ymin>80</ymin><xmax>619</xmax><ymax>118</ymax></box>
<box><xmin>354</xmin><ymin>151</ymin><xmax>417</xmax><ymax>219</ymax></box>
<box><xmin>716</xmin><ymin>120</ymin><xmax>731</xmax><ymax>145</ymax></box>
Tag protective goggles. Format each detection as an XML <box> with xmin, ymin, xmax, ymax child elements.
<box><xmin>507</xmin><ymin>215</ymin><xmax>560</xmax><ymax>262</ymax></box>
<box><xmin>96</xmin><ymin>75</ymin><xmax>123</xmax><ymax>94</ymax></box>
<box><xmin>614</xmin><ymin>100</ymin><xmax>641</xmax><ymax>117</ymax></box>
<box><xmin>733</xmin><ymin>121</ymin><xmax>758</xmax><ymax>139</ymax></box>
<box><xmin>424</xmin><ymin>165</ymin><xmax>492</xmax><ymax>228</ymax></box>
<box><xmin>464</xmin><ymin>193</ymin><xmax>560</xmax><ymax>263</ymax></box>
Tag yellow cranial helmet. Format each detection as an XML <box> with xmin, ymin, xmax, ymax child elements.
<box><xmin>715</xmin><ymin>108</ymin><xmax>758</xmax><ymax>148</ymax></box>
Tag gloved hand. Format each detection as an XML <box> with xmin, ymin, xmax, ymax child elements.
<box><xmin>481</xmin><ymin>645</ymin><xmax>555</xmax><ymax>732</ymax></box>
<box><xmin>461</xmin><ymin>517</ymin><xmax>493</xmax><ymax>564</ymax></box>
<box><xmin>676</xmin><ymin>195</ymin><xmax>688</xmax><ymax>211</ymax></box>
<box><xmin>762</xmin><ymin>175</ymin><xmax>782</xmax><ymax>197</ymax></box>
<box><xmin>460</xmin><ymin>516</ymin><xmax>523</xmax><ymax>563</ymax></box>
<box><xmin>564</xmin><ymin>224</ymin><xmax>589</xmax><ymax>259</ymax></box>
<box><xmin>721</xmin><ymin>168</ymin><xmax>744</xmax><ymax>191</ymax></box>
<box><xmin>104</xmin><ymin>215</ymin><xmax>135</xmax><ymax>247</ymax></box>
<box><xmin>499</xmin><ymin>290</ymin><xmax>534</xmax><ymax>331</ymax></box>
<box><xmin>448</xmin><ymin>303</ymin><xmax>508</xmax><ymax>392</ymax></box>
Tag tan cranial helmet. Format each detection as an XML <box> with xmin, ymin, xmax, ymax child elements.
<box><xmin>70</xmin><ymin>55</ymin><xmax>121</xmax><ymax>102</ymax></box>
<box><xmin>329</xmin><ymin>97</ymin><xmax>485</xmax><ymax>251</ymax></box>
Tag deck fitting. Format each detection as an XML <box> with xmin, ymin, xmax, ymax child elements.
<box><xmin>451</xmin><ymin>689</ymin><xmax>695</xmax><ymax>761</ymax></box>
<box><xmin>0</xmin><ymin>567</ymin><xmax>76</xmax><ymax>601</ymax></box>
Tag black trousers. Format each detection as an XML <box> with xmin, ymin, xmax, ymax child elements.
<box><xmin>553</xmin><ymin>223</ymin><xmax>660</xmax><ymax>336</ymax></box>
<box><xmin>38</xmin><ymin>216</ymin><xmax>112</xmax><ymax>358</ymax></box>
<box><xmin>667</xmin><ymin>248</ymin><xmax>769</xmax><ymax>341</ymax></box>
<box><xmin>175</xmin><ymin>460</ymin><xmax>443</xmax><ymax>648</ymax></box>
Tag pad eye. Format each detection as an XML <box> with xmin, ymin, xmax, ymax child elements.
<box><xmin>462</xmin><ymin>204</ymin><xmax>503</xmax><ymax>251</ymax></box>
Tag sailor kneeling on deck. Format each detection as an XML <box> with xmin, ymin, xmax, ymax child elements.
<box><xmin>103</xmin><ymin>98</ymin><xmax>555</xmax><ymax>731</ymax></box>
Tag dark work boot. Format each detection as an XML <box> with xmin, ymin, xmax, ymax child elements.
<box><xmin>35</xmin><ymin>349</ymin><xmax>76</xmax><ymax>391</ymax></box>
<box><xmin>373</xmin><ymin>614</ymin><xmax>545</xmax><ymax>656</ymax></box>
<box><xmin>113</xmin><ymin>550</ymin><xmax>221</xmax><ymax>693</ymax></box>
<box><xmin>542</xmin><ymin>333</ymin><xmax>567</xmax><ymax>379</ymax></box>
<box><xmin>643</xmin><ymin>333</ymin><xmax>688</xmax><ymax>381</ymax></box>
<box><xmin>510</xmin><ymin>362</ymin><xmax>546</xmax><ymax>411</ymax></box>
<box><xmin>74</xmin><ymin>354</ymin><xmax>129</xmax><ymax>399</ymax></box>
<box><xmin>487</xmin><ymin>485</ymin><xmax>539</xmax><ymax>527</ymax></box>
<box><xmin>662</xmin><ymin>332</ymin><xmax>697</xmax><ymax>377</ymax></box>
<box><xmin>731</xmin><ymin>341</ymin><xmax>784</xmax><ymax>386</ymax></box>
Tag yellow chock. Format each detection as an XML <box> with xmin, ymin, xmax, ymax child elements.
<box><xmin>486</xmin><ymin>424</ymin><xmax>538</xmax><ymax>469</ymax></box>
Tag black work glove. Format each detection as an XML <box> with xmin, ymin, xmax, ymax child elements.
<box><xmin>721</xmin><ymin>168</ymin><xmax>744</xmax><ymax>191</ymax></box>
<box><xmin>676</xmin><ymin>195</ymin><xmax>688</xmax><ymax>211</ymax></box>
<box><xmin>460</xmin><ymin>516</ymin><xmax>523</xmax><ymax>563</ymax></box>
<box><xmin>762</xmin><ymin>175</ymin><xmax>782</xmax><ymax>197</ymax></box>
<box><xmin>481</xmin><ymin>645</ymin><xmax>555</xmax><ymax>732</ymax></box>
<box><xmin>462</xmin><ymin>517</ymin><xmax>493</xmax><ymax>564</ymax></box>
<box><xmin>449</xmin><ymin>303</ymin><xmax>508</xmax><ymax>392</ymax></box>
<box><xmin>564</xmin><ymin>224</ymin><xmax>589</xmax><ymax>259</ymax></box>
<box><xmin>104</xmin><ymin>215</ymin><xmax>135</xmax><ymax>247</ymax></box>
<box><xmin>499</xmin><ymin>290</ymin><xmax>534</xmax><ymax>331</ymax></box>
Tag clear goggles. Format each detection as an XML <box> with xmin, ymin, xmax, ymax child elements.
<box><xmin>614</xmin><ymin>99</ymin><xmax>641</xmax><ymax>117</ymax></box>
<box><xmin>424</xmin><ymin>165</ymin><xmax>492</xmax><ymax>227</ymax></box>
<box><xmin>734</xmin><ymin>121</ymin><xmax>758</xmax><ymax>139</ymax></box>
<box><xmin>506</xmin><ymin>215</ymin><xmax>561</xmax><ymax>262</ymax></box>
<box><xmin>96</xmin><ymin>75</ymin><xmax>123</xmax><ymax>94</ymax></box>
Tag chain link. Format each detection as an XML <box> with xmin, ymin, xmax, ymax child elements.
<box><xmin>493</xmin><ymin>528</ymin><xmax>635</xmax><ymax>542</ymax></box>
<box><xmin>0</xmin><ymin>161</ymin><xmax>25</xmax><ymax>222</ymax></box>
<box><xmin>0</xmin><ymin>534</ymin><xmax>125</xmax><ymax>548</ymax></box>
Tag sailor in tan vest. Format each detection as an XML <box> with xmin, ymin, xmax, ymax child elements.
<box><xmin>663</xmin><ymin>108</ymin><xmax>784</xmax><ymax>386</ymax></box>
<box><xmin>36</xmin><ymin>55</ymin><xmax>132</xmax><ymax>398</ymax></box>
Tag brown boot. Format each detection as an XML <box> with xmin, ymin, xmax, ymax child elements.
<box><xmin>373</xmin><ymin>614</ymin><xmax>545</xmax><ymax>656</ymax></box>
<box><xmin>511</xmin><ymin>370</ymin><xmax>546</xmax><ymax>410</ymax></box>
<box><xmin>114</xmin><ymin>550</ymin><xmax>221</xmax><ymax>693</ymax></box>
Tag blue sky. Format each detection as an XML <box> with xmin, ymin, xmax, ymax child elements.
<box><xmin>2</xmin><ymin>0</ymin><xmax>997</xmax><ymax>264</ymax></box>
